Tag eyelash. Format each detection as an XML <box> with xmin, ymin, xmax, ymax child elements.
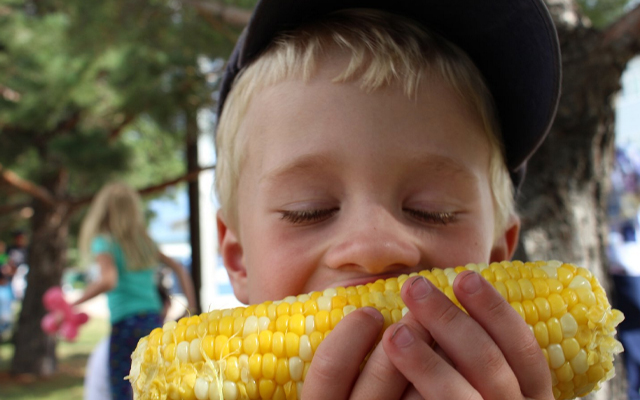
<box><xmin>279</xmin><ymin>208</ymin><xmax>338</xmax><ymax>224</ymax></box>
<box><xmin>403</xmin><ymin>208</ymin><xmax>457</xmax><ymax>225</ymax></box>
<box><xmin>280</xmin><ymin>208</ymin><xmax>455</xmax><ymax>225</ymax></box>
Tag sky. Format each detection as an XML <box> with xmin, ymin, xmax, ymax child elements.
<box><xmin>148</xmin><ymin>189</ymin><xmax>189</xmax><ymax>245</ymax></box>
<box><xmin>616</xmin><ymin>56</ymin><xmax>640</xmax><ymax>147</ymax></box>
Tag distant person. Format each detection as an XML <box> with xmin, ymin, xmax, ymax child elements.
<box><xmin>83</xmin><ymin>281</ymin><xmax>173</xmax><ymax>400</ymax></box>
<box><xmin>0</xmin><ymin>231</ymin><xmax>27</xmax><ymax>337</ymax></box>
<box><xmin>0</xmin><ymin>240</ymin><xmax>8</xmax><ymax>285</ymax></box>
<box><xmin>72</xmin><ymin>182</ymin><xmax>197</xmax><ymax>400</ymax></box>
<box><xmin>5</xmin><ymin>230</ymin><xmax>27</xmax><ymax>271</ymax></box>
<box><xmin>0</xmin><ymin>239</ymin><xmax>11</xmax><ymax>338</ymax></box>
<box><xmin>0</xmin><ymin>240</ymin><xmax>7</xmax><ymax>269</ymax></box>
<box><xmin>4</xmin><ymin>230</ymin><xmax>28</xmax><ymax>293</ymax></box>
<box><xmin>607</xmin><ymin>227</ymin><xmax>640</xmax><ymax>400</ymax></box>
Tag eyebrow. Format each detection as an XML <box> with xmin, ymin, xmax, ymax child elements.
<box><xmin>403</xmin><ymin>154</ymin><xmax>481</xmax><ymax>183</ymax></box>
<box><xmin>260</xmin><ymin>154</ymin><xmax>335</xmax><ymax>185</ymax></box>
<box><xmin>261</xmin><ymin>152</ymin><xmax>479</xmax><ymax>183</ymax></box>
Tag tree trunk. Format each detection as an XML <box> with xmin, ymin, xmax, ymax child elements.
<box><xmin>11</xmin><ymin>171</ymin><xmax>69</xmax><ymax>376</ymax></box>
<box><xmin>514</xmin><ymin>1</ymin><xmax>640</xmax><ymax>398</ymax></box>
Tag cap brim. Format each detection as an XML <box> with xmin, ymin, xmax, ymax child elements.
<box><xmin>219</xmin><ymin>0</ymin><xmax>561</xmax><ymax>174</ymax></box>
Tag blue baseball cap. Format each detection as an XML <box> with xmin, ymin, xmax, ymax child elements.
<box><xmin>217</xmin><ymin>0</ymin><xmax>562</xmax><ymax>188</ymax></box>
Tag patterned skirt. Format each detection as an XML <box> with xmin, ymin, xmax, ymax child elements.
<box><xmin>109</xmin><ymin>312</ymin><xmax>163</xmax><ymax>399</ymax></box>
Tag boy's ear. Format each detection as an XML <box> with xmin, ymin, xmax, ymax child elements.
<box><xmin>216</xmin><ymin>211</ymin><xmax>249</xmax><ymax>304</ymax></box>
<box><xmin>490</xmin><ymin>214</ymin><xmax>521</xmax><ymax>262</ymax></box>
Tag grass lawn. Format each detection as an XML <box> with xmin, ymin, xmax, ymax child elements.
<box><xmin>0</xmin><ymin>316</ymin><xmax>109</xmax><ymax>400</ymax></box>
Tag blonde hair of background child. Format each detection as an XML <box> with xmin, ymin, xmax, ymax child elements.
<box><xmin>79</xmin><ymin>182</ymin><xmax>158</xmax><ymax>271</ymax></box>
<box><xmin>215</xmin><ymin>9</ymin><xmax>516</xmax><ymax>238</ymax></box>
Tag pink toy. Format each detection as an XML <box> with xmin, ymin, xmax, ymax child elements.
<box><xmin>41</xmin><ymin>286</ymin><xmax>89</xmax><ymax>341</ymax></box>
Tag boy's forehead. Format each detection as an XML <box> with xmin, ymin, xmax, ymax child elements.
<box><xmin>218</xmin><ymin>0</ymin><xmax>562</xmax><ymax>188</ymax></box>
<box><xmin>241</xmin><ymin>73</ymin><xmax>491</xmax><ymax>180</ymax></box>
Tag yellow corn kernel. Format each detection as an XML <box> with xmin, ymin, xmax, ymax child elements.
<box><xmin>534</xmin><ymin>297</ymin><xmax>552</xmax><ymax>321</ymax></box>
<box><xmin>259</xmin><ymin>378</ymin><xmax>276</xmax><ymax>399</ymax></box>
<box><xmin>262</xmin><ymin>353</ymin><xmax>277</xmax><ymax>380</ymax></box>
<box><xmin>275</xmin><ymin>358</ymin><xmax>290</xmax><ymax>385</ymax></box>
<box><xmin>522</xmin><ymin>300</ymin><xmax>539</xmax><ymax>325</ymax></box>
<box><xmin>276</xmin><ymin>315</ymin><xmax>289</xmax><ymax>333</ymax></box>
<box><xmin>288</xmin><ymin>314</ymin><xmax>305</xmax><ymax>336</ymax></box>
<box><xmin>561</xmin><ymin>338</ymin><xmax>580</xmax><ymax>361</ymax></box>
<box><xmin>309</xmin><ymin>331</ymin><xmax>323</xmax><ymax>354</ymax></box>
<box><xmin>303</xmin><ymin>300</ymin><xmax>318</xmax><ymax>315</ymax></box>
<box><xmin>272</xmin><ymin>332</ymin><xmax>285</xmax><ymax>358</ymax></box>
<box><xmin>214</xmin><ymin>335</ymin><xmax>230</xmax><ymax>359</ymax></box>
<box><xmin>249</xmin><ymin>353</ymin><xmax>262</xmax><ymax>379</ymax></box>
<box><xmin>219</xmin><ymin>315</ymin><xmax>234</xmax><ymax>337</ymax></box>
<box><xmin>129</xmin><ymin>260</ymin><xmax>624</xmax><ymax>400</ymax></box>
<box><xmin>549</xmin><ymin>293</ymin><xmax>568</xmax><ymax>318</ymax></box>
<box><xmin>505</xmin><ymin>279</ymin><xmax>522</xmax><ymax>302</ymax></box>
<box><xmin>226</xmin><ymin>356</ymin><xmax>240</xmax><ymax>382</ymax></box>
<box><xmin>548</xmin><ymin>317</ymin><xmax>563</xmax><ymax>344</ymax></box>
<box><xmin>285</xmin><ymin>332</ymin><xmax>300</xmax><ymax>358</ymax></box>
<box><xmin>291</xmin><ymin>302</ymin><xmax>304</xmax><ymax>316</ymax></box>
<box><xmin>534</xmin><ymin>321</ymin><xmax>550</xmax><ymax>348</ymax></box>
<box><xmin>244</xmin><ymin>333</ymin><xmax>259</xmax><ymax>355</ymax></box>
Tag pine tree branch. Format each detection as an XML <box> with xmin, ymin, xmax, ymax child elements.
<box><xmin>602</xmin><ymin>4</ymin><xmax>640</xmax><ymax>54</ymax></box>
<box><xmin>107</xmin><ymin>114</ymin><xmax>136</xmax><ymax>141</ymax></box>
<box><xmin>0</xmin><ymin>164</ymin><xmax>55</xmax><ymax>207</ymax></box>
<box><xmin>137</xmin><ymin>164</ymin><xmax>216</xmax><ymax>196</ymax></box>
<box><xmin>0</xmin><ymin>202</ymin><xmax>30</xmax><ymax>215</ymax></box>
<box><xmin>0</xmin><ymin>84</ymin><xmax>21</xmax><ymax>102</ymax></box>
<box><xmin>191</xmin><ymin>5</ymin><xmax>242</xmax><ymax>43</ymax></box>
<box><xmin>182</xmin><ymin>0</ymin><xmax>252</xmax><ymax>29</ymax></box>
<box><xmin>68</xmin><ymin>164</ymin><xmax>217</xmax><ymax>210</ymax></box>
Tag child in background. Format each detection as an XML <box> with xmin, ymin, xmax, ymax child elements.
<box><xmin>73</xmin><ymin>182</ymin><xmax>197</xmax><ymax>400</ymax></box>
<box><xmin>0</xmin><ymin>240</ymin><xmax>11</xmax><ymax>339</ymax></box>
<box><xmin>84</xmin><ymin>281</ymin><xmax>173</xmax><ymax>400</ymax></box>
<box><xmin>214</xmin><ymin>0</ymin><xmax>561</xmax><ymax>398</ymax></box>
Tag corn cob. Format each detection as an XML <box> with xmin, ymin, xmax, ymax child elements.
<box><xmin>128</xmin><ymin>260</ymin><xmax>624</xmax><ymax>400</ymax></box>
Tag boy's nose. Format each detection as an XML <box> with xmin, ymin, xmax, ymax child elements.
<box><xmin>324</xmin><ymin>207</ymin><xmax>421</xmax><ymax>274</ymax></box>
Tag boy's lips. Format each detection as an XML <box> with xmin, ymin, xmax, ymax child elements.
<box><xmin>329</xmin><ymin>270</ymin><xmax>422</xmax><ymax>289</ymax></box>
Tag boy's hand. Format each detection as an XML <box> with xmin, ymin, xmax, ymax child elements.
<box><xmin>382</xmin><ymin>272</ymin><xmax>554</xmax><ymax>399</ymax></box>
<box><xmin>302</xmin><ymin>306</ymin><xmax>414</xmax><ymax>399</ymax></box>
<box><xmin>303</xmin><ymin>271</ymin><xmax>554</xmax><ymax>399</ymax></box>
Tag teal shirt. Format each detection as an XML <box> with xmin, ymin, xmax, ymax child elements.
<box><xmin>91</xmin><ymin>235</ymin><xmax>161</xmax><ymax>323</ymax></box>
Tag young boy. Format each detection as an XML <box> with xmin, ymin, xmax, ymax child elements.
<box><xmin>214</xmin><ymin>0</ymin><xmax>561</xmax><ymax>398</ymax></box>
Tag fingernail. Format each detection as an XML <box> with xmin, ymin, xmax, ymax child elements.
<box><xmin>409</xmin><ymin>276</ymin><xmax>432</xmax><ymax>300</ymax></box>
<box><xmin>459</xmin><ymin>271</ymin><xmax>482</xmax><ymax>294</ymax></box>
<box><xmin>361</xmin><ymin>306</ymin><xmax>384</xmax><ymax>323</ymax></box>
<box><xmin>391</xmin><ymin>324</ymin><xmax>414</xmax><ymax>348</ymax></box>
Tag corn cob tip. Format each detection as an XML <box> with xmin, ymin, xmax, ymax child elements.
<box><xmin>129</xmin><ymin>260</ymin><xmax>624</xmax><ymax>400</ymax></box>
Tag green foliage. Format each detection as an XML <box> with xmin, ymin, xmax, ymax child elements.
<box><xmin>0</xmin><ymin>0</ymin><xmax>238</xmax><ymax>218</ymax></box>
<box><xmin>576</xmin><ymin>0</ymin><xmax>635</xmax><ymax>28</ymax></box>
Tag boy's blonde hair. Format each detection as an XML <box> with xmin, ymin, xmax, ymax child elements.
<box><xmin>216</xmin><ymin>9</ymin><xmax>515</xmax><ymax>236</ymax></box>
<box><xmin>79</xmin><ymin>182</ymin><xmax>158</xmax><ymax>271</ymax></box>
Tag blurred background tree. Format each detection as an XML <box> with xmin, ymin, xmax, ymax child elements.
<box><xmin>515</xmin><ymin>0</ymin><xmax>640</xmax><ymax>398</ymax></box>
<box><xmin>0</xmin><ymin>0</ymin><xmax>244</xmax><ymax>375</ymax></box>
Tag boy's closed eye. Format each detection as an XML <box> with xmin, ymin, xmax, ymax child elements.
<box><xmin>278</xmin><ymin>207</ymin><xmax>458</xmax><ymax>226</ymax></box>
<box><xmin>279</xmin><ymin>208</ymin><xmax>339</xmax><ymax>224</ymax></box>
<box><xmin>403</xmin><ymin>208</ymin><xmax>457</xmax><ymax>225</ymax></box>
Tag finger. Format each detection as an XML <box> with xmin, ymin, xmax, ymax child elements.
<box><xmin>454</xmin><ymin>270</ymin><xmax>553</xmax><ymax>398</ymax></box>
<box><xmin>401</xmin><ymin>384</ymin><xmax>425</xmax><ymax>400</ymax></box>
<box><xmin>352</xmin><ymin>310</ymin><xmax>434</xmax><ymax>399</ymax></box>
<box><xmin>302</xmin><ymin>307</ymin><xmax>384</xmax><ymax>400</ymax></box>
<box><xmin>400</xmin><ymin>275</ymin><xmax>521</xmax><ymax>399</ymax></box>
<box><xmin>382</xmin><ymin>322</ymin><xmax>478</xmax><ymax>400</ymax></box>
<box><xmin>433</xmin><ymin>344</ymin><xmax>454</xmax><ymax>368</ymax></box>
<box><xmin>351</xmin><ymin>338</ymin><xmax>408</xmax><ymax>399</ymax></box>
